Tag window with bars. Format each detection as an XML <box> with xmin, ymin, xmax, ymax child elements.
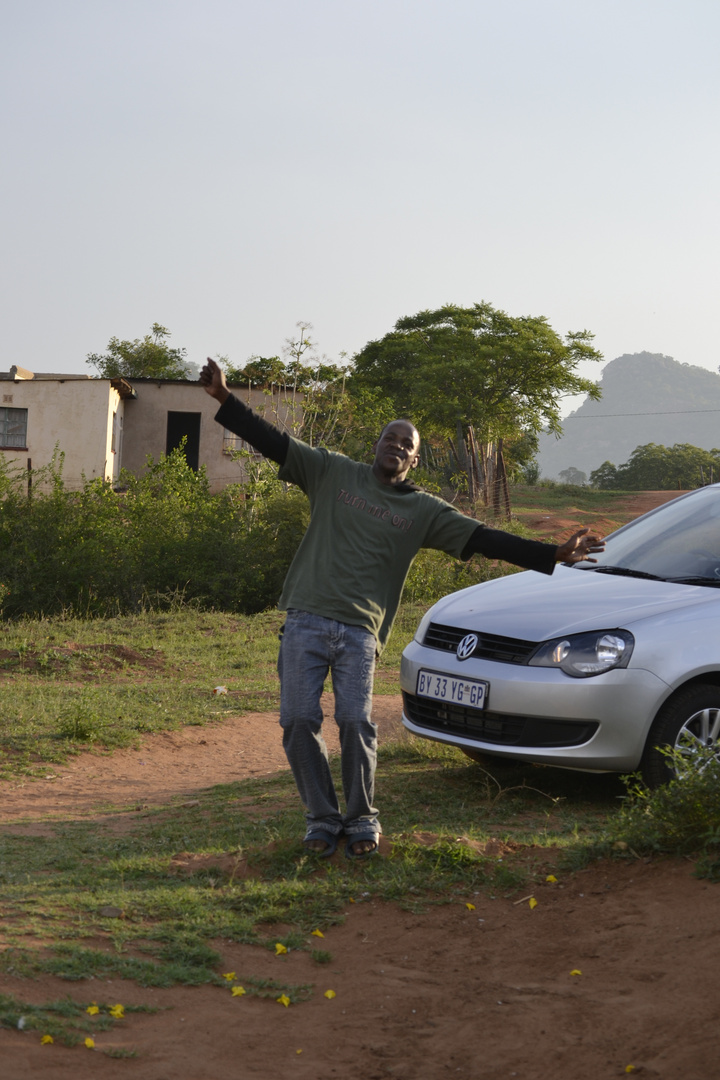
<box><xmin>0</xmin><ymin>406</ymin><xmax>28</xmax><ymax>448</ymax></box>
<box><xmin>222</xmin><ymin>429</ymin><xmax>261</xmax><ymax>456</ymax></box>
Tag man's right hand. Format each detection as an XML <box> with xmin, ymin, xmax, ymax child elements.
<box><xmin>199</xmin><ymin>357</ymin><xmax>230</xmax><ymax>404</ymax></box>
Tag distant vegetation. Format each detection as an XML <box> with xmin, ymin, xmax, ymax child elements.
<box><xmin>590</xmin><ymin>443</ymin><xmax>720</xmax><ymax>490</ymax></box>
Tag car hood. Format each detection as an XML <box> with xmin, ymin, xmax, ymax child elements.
<box><xmin>427</xmin><ymin>565</ymin><xmax>720</xmax><ymax>640</ymax></box>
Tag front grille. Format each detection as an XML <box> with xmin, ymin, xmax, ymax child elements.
<box><xmin>424</xmin><ymin>622</ymin><xmax>537</xmax><ymax>664</ymax></box>
<box><xmin>403</xmin><ymin>692</ymin><xmax>598</xmax><ymax>748</ymax></box>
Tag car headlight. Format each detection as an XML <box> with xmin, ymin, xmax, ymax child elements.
<box><xmin>528</xmin><ymin>630</ymin><xmax>634</xmax><ymax>678</ymax></box>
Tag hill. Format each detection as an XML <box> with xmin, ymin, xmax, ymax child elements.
<box><xmin>536</xmin><ymin>352</ymin><xmax>720</xmax><ymax>481</ymax></box>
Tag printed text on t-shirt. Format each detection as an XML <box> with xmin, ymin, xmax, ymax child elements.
<box><xmin>336</xmin><ymin>488</ymin><xmax>414</xmax><ymax>532</ymax></box>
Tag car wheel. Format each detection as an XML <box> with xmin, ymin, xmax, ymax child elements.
<box><xmin>641</xmin><ymin>684</ymin><xmax>720</xmax><ymax>788</ymax></box>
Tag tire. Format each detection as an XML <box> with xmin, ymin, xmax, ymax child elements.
<box><xmin>640</xmin><ymin>684</ymin><xmax>720</xmax><ymax>788</ymax></box>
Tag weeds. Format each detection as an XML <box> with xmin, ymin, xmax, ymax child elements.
<box><xmin>595</xmin><ymin>747</ymin><xmax>720</xmax><ymax>876</ymax></box>
<box><xmin>0</xmin><ymin>448</ymin><xmax>309</xmax><ymax>619</ymax></box>
<box><xmin>0</xmin><ymin>992</ymin><xmax>154</xmax><ymax>1048</ymax></box>
<box><xmin>0</xmin><ymin>608</ymin><xmax>285</xmax><ymax>775</ymax></box>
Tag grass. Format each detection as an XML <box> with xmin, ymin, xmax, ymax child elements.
<box><xmin>2</xmin><ymin>484</ymin><xmax>719</xmax><ymax>1039</ymax></box>
<box><xmin>508</xmin><ymin>483</ymin><xmax>655</xmax><ymax>539</ymax></box>
<box><xmin>0</xmin><ymin>735</ymin><xmax>627</xmax><ymax>1001</ymax></box>
<box><xmin>0</xmin><ymin>992</ymin><xmax>152</xmax><ymax>1050</ymax></box>
<box><xmin>2</xmin><ymin>617</ymin><xmax>720</xmax><ymax>1050</ymax></box>
<box><xmin>510</xmin><ymin>483</ymin><xmax>636</xmax><ymax>514</ymax></box>
<box><xmin>0</xmin><ymin>608</ymin><xmax>282</xmax><ymax>777</ymax></box>
<box><xmin>0</xmin><ymin>602</ymin><xmax>461</xmax><ymax>770</ymax></box>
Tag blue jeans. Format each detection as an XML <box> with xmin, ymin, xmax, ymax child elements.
<box><xmin>278</xmin><ymin>609</ymin><xmax>379</xmax><ymax>839</ymax></box>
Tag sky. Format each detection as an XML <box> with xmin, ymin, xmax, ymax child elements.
<box><xmin>2</xmin><ymin>0</ymin><xmax>719</xmax><ymax>415</ymax></box>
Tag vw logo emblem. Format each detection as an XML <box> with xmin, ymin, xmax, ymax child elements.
<box><xmin>456</xmin><ymin>633</ymin><xmax>478</xmax><ymax>661</ymax></box>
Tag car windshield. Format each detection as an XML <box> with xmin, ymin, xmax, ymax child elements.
<box><xmin>575</xmin><ymin>485</ymin><xmax>720</xmax><ymax>583</ymax></box>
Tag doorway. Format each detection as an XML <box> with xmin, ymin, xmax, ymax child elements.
<box><xmin>166</xmin><ymin>412</ymin><xmax>201</xmax><ymax>470</ymax></box>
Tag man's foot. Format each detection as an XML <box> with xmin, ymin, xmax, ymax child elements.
<box><xmin>303</xmin><ymin>830</ymin><xmax>339</xmax><ymax>858</ymax></box>
<box><xmin>345</xmin><ymin>833</ymin><xmax>379</xmax><ymax>859</ymax></box>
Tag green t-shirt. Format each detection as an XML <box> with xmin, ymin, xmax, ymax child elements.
<box><xmin>278</xmin><ymin>438</ymin><xmax>479</xmax><ymax>652</ymax></box>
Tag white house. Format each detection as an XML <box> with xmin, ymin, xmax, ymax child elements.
<box><xmin>0</xmin><ymin>366</ymin><xmax>301</xmax><ymax>492</ymax></box>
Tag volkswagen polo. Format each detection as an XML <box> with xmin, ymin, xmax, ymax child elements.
<box><xmin>401</xmin><ymin>484</ymin><xmax>720</xmax><ymax>786</ymax></box>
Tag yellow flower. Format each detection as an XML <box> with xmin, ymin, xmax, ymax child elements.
<box><xmin>222</xmin><ymin>971</ymin><xmax>236</xmax><ymax>981</ymax></box>
<box><xmin>275</xmin><ymin>942</ymin><xmax>288</xmax><ymax>955</ymax></box>
<box><xmin>296</xmin><ymin>1049</ymin><xmax>302</xmax><ymax>1055</ymax></box>
<box><xmin>546</xmin><ymin>874</ymin><xmax>558</xmax><ymax>883</ymax></box>
<box><xmin>528</xmin><ymin>897</ymin><xmax>538</xmax><ymax>910</ymax></box>
<box><xmin>109</xmin><ymin>1004</ymin><xmax>125</xmax><ymax>1019</ymax></box>
<box><xmin>324</xmin><ymin>990</ymin><xmax>336</xmax><ymax>999</ymax></box>
<box><xmin>276</xmin><ymin>994</ymin><xmax>291</xmax><ymax>1007</ymax></box>
<box><xmin>570</xmin><ymin>969</ymin><xmax>582</xmax><ymax>976</ymax></box>
<box><xmin>231</xmin><ymin>986</ymin><xmax>246</xmax><ymax>997</ymax></box>
<box><xmin>349</xmin><ymin>897</ymin><xmax>355</xmax><ymax>903</ymax></box>
<box><xmin>40</xmin><ymin>1034</ymin><xmax>54</xmax><ymax>1045</ymax></box>
<box><xmin>311</xmin><ymin>929</ymin><xmax>324</xmax><ymax>938</ymax></box>
<box><xmin>86</xmin><ymin>1005</ymin><xmax>100</xmax><ymax>1015</ymax></box>
<box><xmin>465</xmin><ymin>902</ymin><xmax>476</xmax><ymax>911</ymax></box>
<box><xmin>625</xmin><ymin>1067</ymin><xmax>636</xmax><ymax>1074</ymax></box>
<box><xmin>84</xmin><ymin>1037</ymin><xmax>95</xmax><ymax>1049</ymax></box>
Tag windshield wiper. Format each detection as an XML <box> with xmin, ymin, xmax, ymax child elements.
<box><xmin>590</xmin><ymin>566</ymin><xmax>667</xmax><ymax>581</ymax></box>
<box><xmin>666</xmin><ymin>575</ymin><xmax>720</xmax><ymax>587</ymax></box>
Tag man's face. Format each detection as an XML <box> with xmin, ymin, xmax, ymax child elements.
<box><xmin>372</xmin><ymin>420</ymin><xmax>421</xmax><ymax>482</ymax></box>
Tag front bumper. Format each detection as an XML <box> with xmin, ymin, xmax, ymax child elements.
<box><xmin>400</xmin><ymin>639</ymin><xmax>670</xmax><ymax>772</ymax></box>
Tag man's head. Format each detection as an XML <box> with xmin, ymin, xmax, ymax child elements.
<box><xmin>372</xmin><ymin>419</ymin><xmax>421</xmax><ymax>485</ymax></box>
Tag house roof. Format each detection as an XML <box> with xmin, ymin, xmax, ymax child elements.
<box><xmin>110</xmin><ymin>378</ymin><xmax>137</xmax><ymax>400</ymax></box>
<box><xmin>0</xmin><ymin>366</ymin><xmax>94</xmax><ymax>381</ymax></box>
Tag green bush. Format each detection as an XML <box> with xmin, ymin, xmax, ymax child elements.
<box><xmin>602</xmin><ymin>749</ymin><xmax>720</xmax><ymax>874</ymax></box>
<box><xmin>402</xmin><ymin>547</ymin><xmax>514</xmax><ymax>605</ymax></box>
<box><xmin>0</xmin><ymin>449</ymin><xmax>308</xmax><ymax>619</ymax></box>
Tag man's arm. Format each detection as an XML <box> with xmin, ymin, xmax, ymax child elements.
<box><xmin>461</xmin><ymin>524</ymin><xmax>605</xmax><ymax>573</ymax></box>
<box><xmin>200</xmin><ymin>357</ymin><xmax>289</xmax><ymax>465</ymax></box>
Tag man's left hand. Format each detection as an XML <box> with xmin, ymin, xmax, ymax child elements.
<box><xmin>556</xmin><ymin>528</ymin><xmax>606</xmax><ymax>564</ymax></box>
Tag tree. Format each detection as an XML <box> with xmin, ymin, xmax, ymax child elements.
<box><xmin>222</xmin><ymin>324</ymin><xmax>391</xmax><ymax>456</ymax></box>
<box><xmin>225</xmin><ymin>355</ymin><xmax>287</xmax><ymax>388</ymax></box>
<box><xmin>87</xmin><ymin>323</ymin><xmax>193</xmax><ymax>380</ymax></box>
<box><xmin>349</xmin><ymin>302</ymin><xmax>602</xmax><ymax>505</ymax></box>
<box><xmin>350</xmin><ymin>303</ymin><xmax>602</xmax><ymax>441</ymax></box>
<box><xmin>591</xmin><ymin>443</ymin><xmax>720</xmax><ymax>490</ymax></box>
<box><xmin>225</xmin><ymin>324</ymin><xmax>326</xmax><ymax>392</ymax></box>
<box><xmin>558</xmin><ymin>467</ymin><xmax>587</xmax><ymax>486</ymax></box>
<box><xmin>589</xmin><ymin>461</ymin><xmax>619</xmax><ymax>489</ymax></box>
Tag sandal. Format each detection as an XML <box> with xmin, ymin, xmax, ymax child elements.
<box><xmin>344</xmin><ymin>833</ymin><xmax>379</xmax><ymax>860</ymax></box>
<box><xmin>303</xmin><ymin>830</ymin><xmax>340</xmax><ymax>858</ymax></box>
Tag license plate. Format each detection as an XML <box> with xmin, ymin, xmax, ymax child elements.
<box><xmin>416</xmin><ymin>669</ymin><xmax>488</xmax><ymax>709</ymax></box>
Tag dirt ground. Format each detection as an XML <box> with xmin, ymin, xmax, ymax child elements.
<box><xmin>3</xmin><ymin>490</ymin><xmax>716</xmax><ymax>1080</ymax></box>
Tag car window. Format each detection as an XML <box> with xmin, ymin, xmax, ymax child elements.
<box><xmin>580</xmin><ymin>486</ymin><xmax>720</xmax><ymax>580</ymax></box>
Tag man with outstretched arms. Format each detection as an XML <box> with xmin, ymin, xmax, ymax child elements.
<box><xmin>200</xmin><ymin>358</ymin><xmax>604</xmax><ymax>858</ymax></box>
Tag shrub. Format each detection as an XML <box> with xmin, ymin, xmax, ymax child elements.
<box><xmin>602</xmin><ymin>748</ymin><xmax>720</xmax><ymax>875</ymax></box>
<box><xmin>0</xmin><ymin>449</ymin><xmax>308</xmax><ymax>619</ymax></box>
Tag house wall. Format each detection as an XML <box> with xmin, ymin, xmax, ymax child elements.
<box><xmin>0</xmin><ymin>374</ymin><xmax>303</xmax><ymax>494</ymax></box>
<box><xmin>121</xmin><ymin>380</ymin><xmax>302</xmax><ymax>492</ymax></box>
<box><xmin>0</xmin><ymin>378</ymin><xmax>122</xmax><ymax>488</ymax></box>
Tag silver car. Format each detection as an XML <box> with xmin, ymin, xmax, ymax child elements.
<box><xmin>401</xmin><ymin>484</ymin><xmax>720</xmax><ymax>786</ymax></box>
